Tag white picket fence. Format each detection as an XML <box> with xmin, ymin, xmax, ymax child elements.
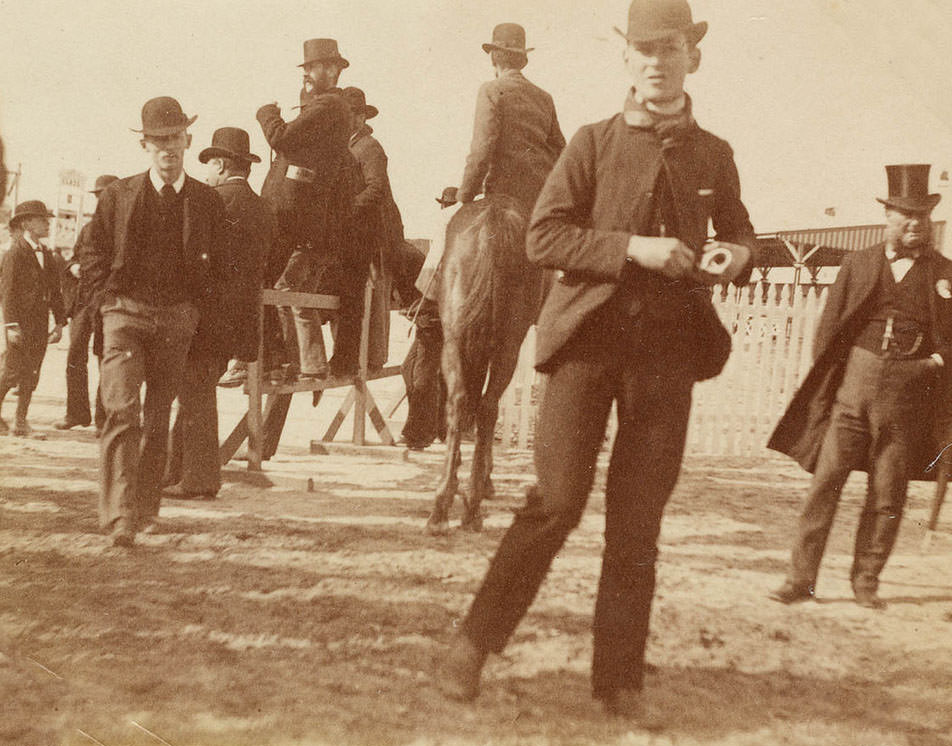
<box><xmin>497</xmin><ymin>283</ymin><xmax>829</xmax><ymax>457</ymax></box>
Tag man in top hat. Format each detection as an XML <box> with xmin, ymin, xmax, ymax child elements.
<box><xmin>54</xmin><ymin>174</ymin><xmax>119</xmax><ymax>432</ymax></box>
<box><xmin>0</xmin><ymin>200</ymin><xmax>66</xmax><ymax>435</ymax></box>
<box><xmin>438</xmin><ymin>0</ymin><xmax>755</xmax><ymax>723</ymax></box>
<box><xmin>257</xmin><ymin>38</ymin><xmax>359</xmax><ymax>381</ymax></box>
<box><xmin>162</xmin><ymin>127</ymin><xmax>274</xmax><ymax>499</ymax></box>
<box><xmin>83</xmin><ymin>96</ymin><xmax>227</xmax><ymax>547</ymax></box>
<box><xmin>768</xmin><ymin>164</ymin><xmax>952</xmax><ymax>610</ymax></box>
<box><xmin>342</xmin><ymin>86</ymin><xmax>405</xmax><ymax>371</ymax></box>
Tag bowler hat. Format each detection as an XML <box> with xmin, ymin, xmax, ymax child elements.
<box><xmin>9</xmin><ymin>199</ymin><xmax>53</xmax><ymax>229</ymax></box>
<box><xmin>198</xmin><ymin>127</ymin><xmax>261</xmax><ymax>164</ymax></box>
<box><xmin>340</xmin><ymin>87</ymin><xmax>379</xmax><ymax>120</ymax></box>
<box><xmin>877</xmin><ymin>164</ymin><xmax>941</xmax><ymax>212</ymax></box>
<box><xmin>131</xmin><ymin>96</ymin><xmax>197</xmax><ymax>137</ymax></box>
<box><xmin>482</xmin><ymin>23</ymin><xmax>534</xmax><ymax>56</ymax></box>
<box><xmin>435</xmin><ymin>187</ymin><xmax>458</xmax><ymax>207</ymax></box>
<box><xmin>90</xmin><ymin>174</ymin><xmax>119</xmax><ymax>195</ymax></box>
<box><xmin>614</xmin><ymin>0</ymin><xmax>708</xmax><ymax>45</ymax></box>
<box><xmin>299</xmin><ymin>38</ymin><xmax>349</xmax><ymax>69</ymax></box>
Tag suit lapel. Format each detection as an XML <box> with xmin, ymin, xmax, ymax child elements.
<box><xmin>183</xmin><ymin>177</ymin><xmax>193</xmax><ymax>252</ymax></box>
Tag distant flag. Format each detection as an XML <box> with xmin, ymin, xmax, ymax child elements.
<box><xmin>824</xmin><ymin>207</ymin><xmax>836</xmax><ymax>217</ymax></box>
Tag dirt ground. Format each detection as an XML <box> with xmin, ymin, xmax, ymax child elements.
<box><xmin>1</xmin><ymin>344</ymin><xmax>951</xmax><ymax>746</ymax></box>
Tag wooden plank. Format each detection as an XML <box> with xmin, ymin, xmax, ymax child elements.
<box><xmin>219</xmin><ymin>413</ymin><xmax>248</xmax><ymax>466</ymax></box>
<box><xmin>323</xmin><ymin>387</ymin><xmax>356</xmax><ymax>443</ymax></box>
<box><xmin>262</xmin><ymin>393</ymin><xmax>292</xmax><ymax>461</ymax></box>
<box><xmin>260</xmin><ymin>289</ymin><xmax>340</xmax><ymax>310</ymax></box>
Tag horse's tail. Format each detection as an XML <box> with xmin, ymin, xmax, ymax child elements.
<box><xmin>452</xmin><ymin>199</ymin><xmax>526</xmax><ymax>428</ymax></box>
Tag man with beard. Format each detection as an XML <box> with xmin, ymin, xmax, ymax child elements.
<box><xmin>257</xmin><ymin>38</ymin><xmax>357</xmax><ymax>381</ymax></box>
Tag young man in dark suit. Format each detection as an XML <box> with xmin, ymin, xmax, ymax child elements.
<box><xmin>438</xmin><ymin>0</ymin><xmax>755</xmax><ymax>724</ymax></box>
<box><xmin>163</xmin><ymin>127</ymin><xmax>274</xmax><ymax>499</ymax></box>
<box><xmin>84</xmin><ymin>96</ymin><xmax>227</xmax><ymax>547</ymax></box>
<box><xmin>55</xmin><ymin>174</ymin><xmax>118</xmax><ymax>432</ymax></box>
<box><xmin>0</xmin><ymin>200</ymin><xmax>66</xmax><ymax>435</ymax></box>
<box><xmin>768</xmin><ymin>164</ymin><xmax>952</xmax><ymax>610</ymax></box>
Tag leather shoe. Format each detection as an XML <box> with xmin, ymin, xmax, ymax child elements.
<box><xmin>163</xmin><ymin>483</ymin><xmax>216</xmax><ymax>500</ymax></box>
<box><xmin>110</xmin><ymin>518</ymin><xmax>135</xmax><ymax>548</ymax></box>
<box><xmin>599</xmin><ymin>689</ymin><xmax>665</xmax><ymax>730</ymax></box>
<box><xmin>437</xmin><ymin>634</ymin><xmax>487</xmax><ymax>702</ymax></box>
<box><xmin>12</xmin><ymin>420</ymin><xmax>32</xmax><ymax>437</ymax></box>
<box><xmin>768</xmin><ymin>581</ymin><xmax>814</xmax><ymax>605</ymax></box>
<box><xmin>854</xmin><ymin>588</ymin><xmax>886</xmax><ymax>609</ymax></box>
<box><xmin>54</xmin><ymin>419</ymin><xmax>90</xmax><ymax>430</ymax></box>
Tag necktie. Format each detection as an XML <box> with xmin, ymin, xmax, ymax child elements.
<box><xmin>160</xmin><ymin>184</ymin><xmax>176</xmax><ymax>201</ymax></box>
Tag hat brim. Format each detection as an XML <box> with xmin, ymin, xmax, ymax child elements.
<box><xmin>9</xmin><ymin>210</ymin><xmax>53</xmax><ymax>228</ymax></box>
<box><xmin>613</xmin><ymin>20</ymin><xmax>708</xmax><ymax>45</ymax></box>
<box><xmin>298</xmin><ymin>55</ymin><xmax>350</xmax><ymax>69</ymax></box>
<box><xmin>876</xmin><ymin>194</ymin><xmax>942</xmax><ymax>212</ymax></box>
<box><xmin>482</xmin><ymin>43</ymin><xmax>533</xmax><ymax>55</ymax></box>
<box><xmin>131</xmin><ymin>114</ymin><xmax>199</xmax><ymax>137</ymax></box>
<box><xmin>198</xmin><ymin>146</ymin><xmax>262</xmax><ymax>164</ymax></box>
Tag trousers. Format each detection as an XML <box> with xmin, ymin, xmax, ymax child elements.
<box><xmin>164</xmin><ymin>353</ymin><xmax>228</xmax><ymax>494</ymax></box>
<box><xmin>98</xmin><ymin>296</ymin><xmax>199</xmax><ymax>529</ymax></box>
<box><xmin>64</xmin><ymin>302</ymin><xmax>105</xmax><ymax>428</ymax></box>
<box><xmin>789</xmin><ymin>346</ymin><xmax>935</xmax><ymax>592</ymax></box>
<box><xmin>461</xmin><ymin>309</ymin><xmax>694</xmax><ymax>696</ymax></box>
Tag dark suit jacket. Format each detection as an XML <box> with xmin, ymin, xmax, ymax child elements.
<box><xmin>527</xmin><ymin>106</ymin><xmax>755</xmax><ymax>376</ymax></box>
<box><xmin>768</xmin><ymin>243</ymin><xmax>952</xmax><ymax>479</ymax></box>
<box><xmin>82</xmin><ymin>171</ymin><xmax>226</xmax><ymax>311</ymax></box>
<box><xmin>0</xmin><ymin>236</ymin><xmax>66</xmax><ymax>339</ymax></box>
<box><xmin>458</xmin><ymin>70</ymin><xmax>565</xmax><ymax>214</ymax></box>
<box><xmin>350</xmin><ymin>125</ymin><xmax>405</xmax><ymax>272</ymax></box>
<box><xmin>206</xmin><ymin>178</ymin><xmax>275</xmax><ymax>361</ymax></box>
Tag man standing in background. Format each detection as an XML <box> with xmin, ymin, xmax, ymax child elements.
<box><xmin>0</xmin><ymin>200</ymin><xmax>66</xmax><ymax>436</ymax></box>
<box><xmin>55</xmin><ymin>174</ymin><xmax>118</xmax><ymax>433</ymax></box>
<box><xmin>164</xmin><ymin>127</ymin><xmax>273</xmax><ymax>499</ymax></box>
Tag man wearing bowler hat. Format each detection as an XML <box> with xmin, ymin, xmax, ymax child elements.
<box><xmin>83</xmin><ymin>96</ymin><xmax>227</xmax><ymax>547</ymax></box>
<box><xmin>257</xmin><ymin>38</ymin><xmax>359</xmax><ymax>380</ymax></box>
<box><xmin>0</xmin><ymin>200</ymin><xmax>66</xmax><ymax>436</ymax></box>
<box><xmin>342</xmin><ymin>86</ymin><xmax>406</xmax><ymax>371</ymax></box>
<box><xmin>768</xmin><ymin>164</ymin><xmax>952</xmax><ymax>610</ymax></box>
<box><xmin>438</xmin><ymin>0</ymin><xmax>755</xmax><ymax>724</ymax></box>
<box><xmin>55</xmin><ymin>174</ymin><xmax>119</xmax><ymax>433</ymax></box>
<box><xmin>162</xmin><ymin>127</ymin><xmax>274</xmax><ymax>499</ymax></box>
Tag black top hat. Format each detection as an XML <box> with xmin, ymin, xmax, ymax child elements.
<box><xmin>299</xmin><ymin>38</ymin><xmax>350</xmax><ymax>69</ymax></box>
<box><xmin>198</xmin><ymin>127</ymin><xmax>261</xmax><ymax>164</ymax></box>
<box><xmin>131</xmin><ymin>96</ymin><xmax>197</xmax><ymax>137</ymax></box>
<box><xmin>340</xmin><ymin>87</ymin><xmax>379</xmax><ymax>120</ymax></box>
<box><xmin>90</xmin><ymin>174</ymin><xmax>119</xmax><ymax>195</ymax></box>
<box><xmin>614</xmin><ymin>0</ymin><xmax>708</xmax><ymax>45</ymax></box>
<box><xmin>876</xmin><ymin>164</ymin><xmax>941</xmax><ymax>213</ymax></box>
<box><xmin>435</xmin><ymin>187</ymin><xmax>458</xmax><ymax>207</ymax></box>
<box><xmin>482</xmin><ymin>23</ymin><xmax>534</xmax><ymax>56</ymax></box>
<box><xmin>9</xmin><ymin>199</ymin><xmax>54</xmax><ymax>229</ymax></box>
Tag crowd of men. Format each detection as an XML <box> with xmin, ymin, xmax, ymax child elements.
<box><xmin>1</xmin><ymin>0</ymin><xmax>950</xmax><ymax>730</ymax></box>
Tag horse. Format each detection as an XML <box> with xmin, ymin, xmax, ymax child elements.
<box><xmin>425</xmin><ymin>195</ymin><xmax>542</xmax><ymax>535</ymax></box>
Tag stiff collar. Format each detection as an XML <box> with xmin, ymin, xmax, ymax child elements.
<box><xmin>149</xmin><ymin>168</ymin><xmax>186</xmax><ymax>195</ymax></box>
<box><xmin>885</xmin><ymin>242</ymin><xmax>930</xmax><ymax>262</ymax></box>
<box><xmin>349</xmin><ymin>123</ymin><xmax>374</xmax><ymax>146</ymax></box>
<box><xmin>496</xmin><ymin>68</ymin><xmax>524</xmax><ymax>80</ymax></box>
<box><xmin>623</xmin><ymin>87</ymin><xmax>695</xmax><ymax>129</ymax></box>
<box><xmin>224</xmin><ymin>176</ymin><xmax>247</xmax><ymax>184</ymax></box>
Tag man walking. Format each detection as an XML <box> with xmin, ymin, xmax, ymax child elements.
<box><xmin>438</xmin><ymin>0</ymin><xmax>755</xmax><ymax>725</ymax></box>
<box><xmin>768</xmin><ymin>164</ymin><xmax>952</xmax><ymax>610</ymax></box>
<box><xmin>55</xmin><ymin>174</ymin><xmax>118</xmax><ymax>432</ymax></box>
<box><xmin>163</xmin><ymin>127</ymin><xmax>273</xmax><ymax>499</ymax></box>
<box><xmin>257</xmin><ymin>38</ymin><xmax>356</xmax><ymax>381</ymax></box>
<box><xmin>84</xmin><ymin>96</ymin><xmax>226</xmax><ymax>546</ymax></box>
<box><xmin>0</xmin><ymin>200</ymin><xmax>66</xmax><ymax>436</ymax></box>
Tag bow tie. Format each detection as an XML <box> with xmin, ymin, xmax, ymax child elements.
<box><xmin>887</xmin><ymin>247</ymin><xmax>919</xmax><ymax>262</ymax></box>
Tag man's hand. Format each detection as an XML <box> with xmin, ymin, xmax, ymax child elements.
<box><xmin>47</xmin><ymin>324</ymin><xmax>63</xmax><ymax>345</ymax></box>
<box><xmin>256</xmin><ymin>102</ymin><xmax>281</xmax><ymax>121</ymax></box>
<box><xmin>627</xmin><ymin>236</ymin><xmax>696</xmax><ymax>279</ymax></box>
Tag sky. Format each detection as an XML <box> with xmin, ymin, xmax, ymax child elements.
<box><xmin>1</xmin><ymin>0</ymin><xmax>951</xmax><ymax>245</ymax></box>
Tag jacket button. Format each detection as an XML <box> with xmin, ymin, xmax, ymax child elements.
<box><xmin>200</xmin><ymin>253</ymin><xmax>209</xmax><ymax>261</ymax></box>
<box><xmin>646</xmin><ymin>191</ymin><xmax>653</xmax><ymax>198</ymax></box>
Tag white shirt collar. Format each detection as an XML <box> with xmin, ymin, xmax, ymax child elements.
<box><xmin>23</xmin><ymin>233</ymin><xmax>43</xmax><ymax>251</ymax></box>
<box><xmin>149</xmin><ymin>168</ymin><xmax>186</xmax><ymax>195</ymax></box>
<box><xmin>634</xmin><ymin>90</ymin><xmax>687</xmax><ymax>116</ymax></box>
